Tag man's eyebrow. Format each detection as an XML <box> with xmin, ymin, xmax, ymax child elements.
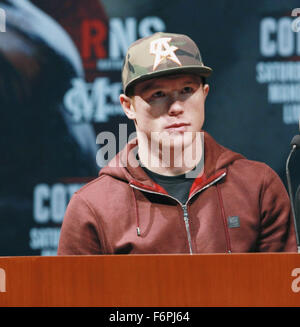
<box><xmin>135</xmin><ymin>81</ymin><xmax>164</xmax><ymax>94</ymax></box>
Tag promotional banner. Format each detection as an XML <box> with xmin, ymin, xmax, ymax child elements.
<box><xmin>0</xmin><ymin>0</ymin><xmax>299</xmax><ymax>255</ymax></box>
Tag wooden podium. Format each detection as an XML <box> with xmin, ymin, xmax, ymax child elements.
<box><xmin>0</xmin><ymin>253</ymin><xmax>300</xmax><ymax>307</ymax></box>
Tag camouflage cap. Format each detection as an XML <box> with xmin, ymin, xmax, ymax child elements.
<box><xmin>122</xmin><ymin>32</ymin><xmax>212</xmax><ymax>95</ymax></box>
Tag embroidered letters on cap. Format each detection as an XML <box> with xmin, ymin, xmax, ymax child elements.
<box><xmin>149</xmin><ymin>37</ymin><xmax>182</xmax><ymax>71</ymax></box>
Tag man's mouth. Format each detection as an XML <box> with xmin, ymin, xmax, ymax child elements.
<box><xmin>165</xmin><ymin>122</ymin><xmax>190</xmax><ymax>132</ymax></box>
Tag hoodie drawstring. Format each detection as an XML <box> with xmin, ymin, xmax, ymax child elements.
<box><xmin>131</xmin><ymin>187</ymin><xmax>141</xmax><ymax>236</ymax></box>
<box><xmin>216</xmin><ymin>184</ymin><xmax>232</xmax><ymax>253</ymax></box>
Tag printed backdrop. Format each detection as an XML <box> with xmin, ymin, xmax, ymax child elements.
<box><xmin>0</xmin><ymin>0</ymin><xmax>300</xmax><ymax>255</ymax></box>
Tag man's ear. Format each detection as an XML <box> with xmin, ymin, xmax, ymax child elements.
<box><xmin>203</xmin><ymin>84</ymin><xmax>209</xmax><ymax>100</ymax></box>
<box><xmin>119</xmin><ymin>94</ymin><xmax>136</xmax><ymax>120</ymax></box>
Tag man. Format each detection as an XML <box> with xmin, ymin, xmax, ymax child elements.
<box><xmin>58</xmin><ymin>32</ymin><xmax>297</xmax><ymax>254</ymax></box>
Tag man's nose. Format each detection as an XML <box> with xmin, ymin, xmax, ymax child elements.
<box><xmin>167</xmin><ymin>92</ymin><xmax>184</xmax><ymax>116</ymax></box>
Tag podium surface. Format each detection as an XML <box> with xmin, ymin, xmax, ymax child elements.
<box><xmin>0</xmin><ymin>253</ymin><xmax>300</xmax><ymax>307</ymax></box>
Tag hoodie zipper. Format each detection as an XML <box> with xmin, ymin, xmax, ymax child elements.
<box><xmin>129</xmin><ymin>171</ymin><xmax>227</xmax><ymax>254</ymax></box>
<box><xmin>182</xmin><ymin>204</ymin><xmax>193</xmax><ymax>254</ymax></box>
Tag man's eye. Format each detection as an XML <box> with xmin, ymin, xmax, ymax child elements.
<box><xmin>152</xmin><ymin>91</ymin><xmax>165</xmax><ymax>98</ymax></box>
<box><xmin>182</xmin><ymin>86</ymin><xmax>194</xmax><ymax>94</ymax></box>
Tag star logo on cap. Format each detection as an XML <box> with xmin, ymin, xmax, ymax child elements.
<box><xmin>149</xmin><ymin>37</ymin><xmax>182</xmax><ymax>71</ymax></box>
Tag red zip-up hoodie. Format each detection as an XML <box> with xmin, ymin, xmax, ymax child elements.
<box><xmin>57</xmin><ymin>132</ymin><xmax>297</xmax><ymax>254</ymax></box>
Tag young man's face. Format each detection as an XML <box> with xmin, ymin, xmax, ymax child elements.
<box><xmin>120</xmin><ymin>73</ymin><xmax>209</xmax><ymax>150</ymax></box>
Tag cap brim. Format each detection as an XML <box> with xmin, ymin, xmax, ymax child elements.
<box><xmin>124</xmin><ymin>65</ymin><xmax>212</xmax><ymax>95</ymax></box>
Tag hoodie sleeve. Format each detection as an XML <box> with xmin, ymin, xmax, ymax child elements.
<box><xmin>258</xmin><ymin>164</ymin><xmax>297</xmax><ymax>252</ymax></box>
<box><xmin>57</xmin><ymin>193</ymin><xmax>104</xmax><ymax>255</ymax></box>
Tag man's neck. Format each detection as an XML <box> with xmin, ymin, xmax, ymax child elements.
<box><xmin>137</xmin><ymin>133</ymin><xmax>204</xmax><ymax>176</ymax></box>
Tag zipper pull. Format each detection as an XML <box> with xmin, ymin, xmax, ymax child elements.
<box><xmin>182</xmin><ymin>204</ymin><xmax>193</xmax><ymax>254</ymax></box>
<box><xmin>182</xmin><ymin>204</ymin><xmax>188</xmax><ymax>222</ymax></box>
